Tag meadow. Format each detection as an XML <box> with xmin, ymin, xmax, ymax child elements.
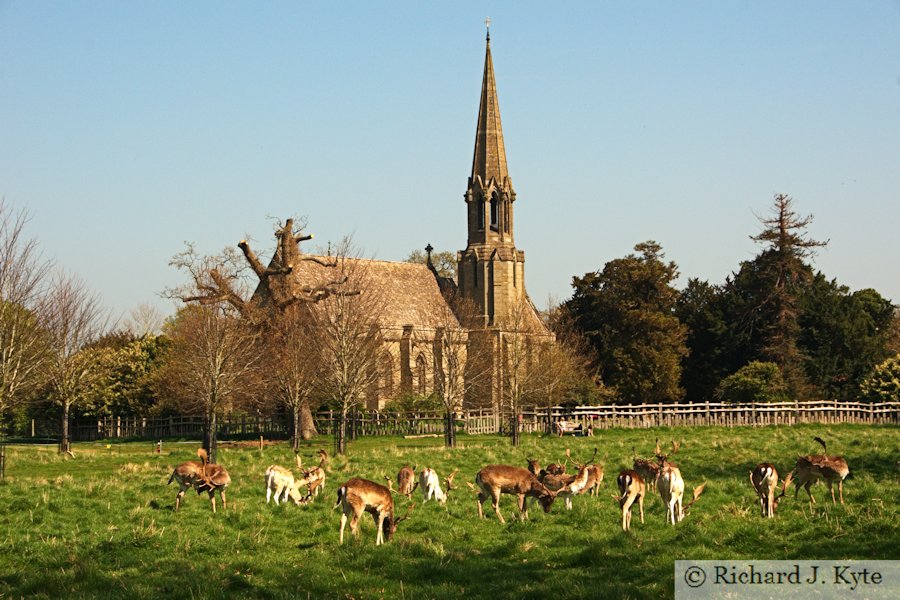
<box><xmin>0</xmin><ymin>423</ymin><xmax>897</xmax><ymax>599</ymax></box>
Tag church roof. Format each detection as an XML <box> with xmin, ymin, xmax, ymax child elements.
<box><xmin>291</xmin><ymin>257</ymin><xmax>459</xmax><ymax>331</ymax></box>
<box><xmin>471</xmin><ymin>35</ymin><xmax>510</xmax><ymax>186</ymax></box>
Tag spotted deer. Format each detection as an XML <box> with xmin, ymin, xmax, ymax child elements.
<box><xmin>750</xmin><ymin>463</ymin><xmax>792</xmax><ymax>518</ymax></box>
<box><xmin>334</xmin><ymin>478</ymin><xmax>413</xmax><ymax>545</ymax></box>
<box><xmin>793</xmin><ymin>437</ymin><xmax>850</xmax><ymax>505</ymax></box>
<box><xmin>616</xmin><ymin>470</ymin><xmax>646</xmax><ymax>532</ymax></box>
<box><xmin>469</xmin><ymin>465</ymin><xmax>562</xmax><ymax>523</ymax></box>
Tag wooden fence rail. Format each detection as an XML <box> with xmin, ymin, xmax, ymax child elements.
<box><xmin>63</xmin><ymin>400</ymin><xmax>899</xmax><ymax>442</ymax></box>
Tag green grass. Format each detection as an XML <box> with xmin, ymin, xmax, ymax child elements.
<box><xmin>0</xmin><ymin>424</ymin><xmax>897</xmax><ymax>599</ymax></box>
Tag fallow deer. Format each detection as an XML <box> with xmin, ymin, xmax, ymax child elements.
<box><xmin>633</xmin><ymin>441</ymin><xmax>661</xmax><ymax>490</ymax></box>
<box><xmin>656</xmin><ymin>454</ymin><xmax>705</xmax><ymax>525</ymax></box>
<box><xmin>296</xmin><ymin>449</ymin><xmax>328</xmax><ymax>500</ymax></box>
<box><xmin>750</xmin><ymin>463</ymin><xmax>792</xmax><ymax>518</ymax></box>
<box><xmin>265</xmin><ymin>464</ymin><xmax>306</xmax><ymax>506</ymax></box>
<box><xmin>616</xmin><ymin>470</ymin><xmax>645</xmax><ymax>532</ymax></box>
<box><xmin>193</xmin><ymin>453</ymin><xmax>231</xmax><ymax>513</ymax></box>
<box><xmin>470</xmin><ymin>465</ymin><xmax>562</xmax><ymax>523</ymax></box>
<box><xmin>420</xmin><ymin>467</ymin><xmax>458</xmax><ymax>504</ymax></box>
<box><xmin>167</xmin><ymin>448</ymin><xmax>208</xmax><ymax>512</ymax></box>
<box><xmin>395</xmin><ymin>464</ymin><xmax>418</xmax><ymax>497</ymax></box>
<box><xmin>334</xmin><ymin>478</ymin><xmax>413</xmax><ymax>545</ymax></box>
<box><xmin>793</xmin><ymin>437</ymin><xmax>850</xmax><ymax>505</ymax></box>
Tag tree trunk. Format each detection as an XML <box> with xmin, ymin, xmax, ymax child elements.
<box><xmin>510</xmin><ymin>413</ymin><xmax>520</xmax><ymax>447</ymax></box>
<box><xmin>292</xmin><ymin>405</ymin><xmax>302</xmax><ymax>451</ymax></box>
<box><xmin>203</xmin><ymin>411</ymin><xmax>218</xmax><ymax>463</ymax></box>
<box><xmin>334</xmin><ymin>410</ymin><xmax>347</xmax><ymax>456</ymax></box>
<box><xmin>59</xmin><ymin>401</ymin><xmax>71</xmax><ymax>454</ymax></box>
<box><xmin>299</xmin><ymin>399</ymin><xmax>318</xmax><ymax>440</ymax></box>
<box><xmin>444</xmin><ymin>410</ymin><xmax>457</xmax><ymax>448</ymax></box>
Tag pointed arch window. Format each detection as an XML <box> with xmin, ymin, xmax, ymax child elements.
<box><xmin>477</xmin><ymin>198</ymin><xmax>485</xmax><ymax>231</ymax></box>
<box><xmin>490</xmin><ymin>192</ymin><xmax>499</xmax><ymax>231</ymax></box>
<box><xmin>415</xmin><ymin>354</ymin><xmax>428</xmax><ymax>396</ymax></box>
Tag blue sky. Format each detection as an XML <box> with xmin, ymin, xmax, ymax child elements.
<box><xmin>2</xmin><ymin>1</ymin><xmax>899</xmax><ymax>321</ymax></box>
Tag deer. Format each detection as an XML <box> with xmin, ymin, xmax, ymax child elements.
<box><xmin>540</xmin><ymin>448</ymin><xmax>599</xmax><ymax>509</ymax></box>
<box><xmin>193</xmin><ymin>453</ymin><xmax>231</xmax><ymax>513</ymax></box>
<box><xmin>793</xmin><ymin>437</ymin><xmax>850</xmax><ymax>505</ymax></box>
<box><xmin>469</xmin><ymin>465</ymin><xmax>563</xmax><ymax>523</ymax></box>
<box><xmin>265</xmin><ymin>464</ymin><xmax>306</xmax><ymax>506</ymax></box>
<box><xmin>632</xmin><ymin>440</ymin><xmax>662</xmax><ymax>490</ymax></box>
<box><xmin>750</xmin><ymin>463</ymin><xmax>792</xmax><ymax>518</ymax></box>
<box><xmin>334</xmin><ymin>478</ymin><xmax>413</xmax><ymax>545</ymax></box>
<box><xmin>296</xmin><ymin>449</ymin><xmax>328</xmax><ymax>500</ymax></box>
<box><xmin>420</xmin><ymin>467</ymin><xmax>458</xmax><ymax>504</ymax></box>
<box><xmin>394</xmin><ymin>464</ymin><xmax>418</xmax><ymax>497</ymax></box>
<box><xmin>615</xmin><ymin>470</ymin><xmax>646</xmax><ymax>532</ymax></box>
<box><xmin>655</xmin><ymin>447</ymin><xmax>705</xmax><ymax>525</ymax></box>
<box><xmin>167</xmin><ymin>448</ymin><xmax>209</xmax><ymax>512</ymax></box>
<box><xmin>526</xmin><ymin>456</ymin><xmax>567</xmax><ymax>481</ymax></box>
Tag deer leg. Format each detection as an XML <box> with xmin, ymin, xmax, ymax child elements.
<box><xmin>638</xmin><ymin>494</ymin><xmax>645</xmax><ymax>524</ymax></box>
<box><xmin>476</xmin><ymin>492</ymin><xmax>487</xmax><ymax>519</ymax></box>
<box><xmin>621</xmin><ymin>495</ymin><xmax>635</xmax><ymax>531</ymax></box>
<box><xmin>492</xmin><ymin>491</ymin><xmax>505</xmax><ymax>524</ymax></box>
<box><xmin>804</xmin><ymin>481</ymin><xmax>816</xmax><ymax>504</ymax></box>
<box><xmin>220</xmin><ymin>490</ymin><xmax>227</xmax><ymax>512</ymax></box>
<box><xmin>827</xmin><ymin>481</ymin><xmax>836</xmax><ymax>505</ymax></box>
<box><xmin>339</xmin><ymin>513</ymin><xmax>348</xmax><ymax>544</ymax></box>
<box><xmin>266</xmin><ymin>486</ymin><xmax>272</xmax><ymax>504</ymax></box>
<box><xmin>208</xmin><ymin>490</ymin><xmax>217</xmax><ymax>513</ymax></box>
<box><xmin>517</xmin><ymin>494</ymin><xmax>527</xmax><ymax>521</ymax></box>
<box><xmin>838</xmin><ymin>480</ymin><xmax>844</xmax><ymax>505</ymax></box>
<box><xmin>375</xmin><ymin>514</ymin><xmax>385</xmax><ymax>546</ymax></box>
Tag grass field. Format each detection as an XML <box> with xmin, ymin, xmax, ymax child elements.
<box><xmin>0</xmin><ymin>424</ymin><xmax>897</xmax><ymax>599</ymax></box>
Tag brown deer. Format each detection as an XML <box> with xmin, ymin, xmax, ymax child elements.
<box><xmin>193</xmin><ymin>453</ymin><xmax>231</xmax><ymax>513</ymax></box>
<box><xmin>334</xmin><ymin>478</ymin><xmax>413</xmax><ymax>545</ymax></box>
<box><xmin>793</xmin><ymin>437</ymin><xmax>850</xmax><ymax>505</ymax></box>
<box><xmin>167</xmin><ymin>448</ymin><xmax>209</xmax><ymax>511</ymax></box>
<box><xmin>632</xmin><ymin>442</ymin><xmax>661</xmax><ymax>490</ymax></box>
<box><xmin>750</xmin><ymin>463</ymin><xmax>792</xmax><ymax>518</ymax></box>
<box><xmin>394</xmin><ymin>464</ymin><xmax>418</xmax><ymax>497</ymax></box>
<box><xmin>470</xmin><ymin>465</ymin><xmax>562</xmax><ymax>523</ymax></box>
<box><xmin>616</xmin><ymin>470</ymin><xmax>646</xmax><ymax>531</ymax></box>
<box><xmin>296</xmin><ymin>449</ymin><xmax>328</xmax><ymax>500</ymax></box>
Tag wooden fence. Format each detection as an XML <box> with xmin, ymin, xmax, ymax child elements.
<box><xmin>64</xmin><ymin>400</ymin><xmax>899</xmax><ymax>442</ymax></box>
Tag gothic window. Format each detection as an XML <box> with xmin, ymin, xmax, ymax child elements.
<box><xmin>504</xmin><ymin>201</ymin><xmax>510</xmax><ymax>233</ymax></box>
<box><xmin>415</xmin><ymin>354</ymin><xmax>428</xmax><ymax>396</ymax></box>
<box><xmin>477</xmin><ymin>198</ymin><xmax>485</xmax><ymax>231</ymax></box>
<box><xmin>490</xmin><ymin>192</ymin><xmax>499</xmax><ymax>231</ymax></box>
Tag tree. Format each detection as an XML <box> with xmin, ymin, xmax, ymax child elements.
<box><xmin>744</xmin><ymin>193</ymin><xmax>827</xmax><ymax>395</ymax></box>
<box><xmin>566</xmin><ymin>241</ymin><xmax>688</xmax><ymax>404</ymax></box>
<box><xmin>675</xmin><ymin>279</ymin><xmax>735</xmax><ymax>402</ymax></box>
<box><xmin>860</xmin><ymin>354</ymin><xmax>900</xmax><ymax>403</ymax></box>
<box><xmin>714</xmin><ymin>361</ymin><xmax>787</xmax><ymax>404</ymax></box>
<box><xmin>406</xmin><ymin>248</ymin><xmax>457</xmax><ymax>280</ymax></box>
<box><xmin>798</xmin><ymin>278</ymin><xmax>895</xmax><ymax>400</ymax></box>
<box><xmin>84</xmin><ymin>331</ymin><xmax>169</xmax><ymax>417</ymax></box>
<box><xmin>157</xmin><ymin>304</ymin><xmax>263</xmax><ymax>462</ymax></box>
<box><xmin>308</xmin><ymin>246</ymin><xmax>385</xmax><ymax>455</ymax></box>
<box><xmin>430</xmin><ymin>294</ymin><xmax>492</xmax><ymax>447</ymax></box>
<box><xmin>0</xmin><ymin>201</ymin><xmax>52</xmax><ymax>429</ymax></box>
<box><xmin>266</xmin><ymin>304</ymin><xmax>321</xmax><ymax>449</ymax></box>
<box><xmin>42</xmin><ymin>272</ymin><xmax>109</xmax><ymax>453</ymax></box>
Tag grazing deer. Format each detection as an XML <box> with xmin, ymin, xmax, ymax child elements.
<box><xmin>420</xmin><ymin>467</ymin><xmax>458</xmax><ymax>504</ymax></box>
<box><xmin>750</xmin><ymin>463</ymin><xmax>792</xmax><ymax>518</ymax></box>
<box><xmin>334</xmin><ymin>478</ymin><xmax>413</xmax><ymax>545</ymax></box>
<box><xmin>265</xmin><ymin>465</ymin><xmax>305</xmax><ymax>506</ymax></box>
<box><xmin>583</xmin><ymin>464</ymin><xmax>605</xmax><ymax>496</ymax></box>
<box><xmin>394</xmin><ymin>464</ymin><xmax>418</xmax><ymax>497</ymax></box>
<box><xmin>470</xmin><ymin>465</ymin><xmax>562</xmax><ymax>523</ymax></box>
<box><xmin>616</xmin><ymin>470</ymin><xmax>645</xmax><ymax>532</ymax></box>
<box><xmin>168</xmin><ymin>448</ymin><xmax>209</xmax><ymax>511</ymax></box>
<box><xmin>793</xmin><ymin>437</ymin><xmax>850</xmax><ymax>505</ymax></box>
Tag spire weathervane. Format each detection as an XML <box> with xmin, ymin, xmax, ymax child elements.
<box><xmin>485</xmin><ymin>16</ymin><xmax>491</xmax><ymax>41</ymax></box>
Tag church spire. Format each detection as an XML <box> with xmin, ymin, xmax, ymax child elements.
<box><xmin>471</xmin><ymin>26</ymin><xmax>509</xmax><ymax>186</ymax></box>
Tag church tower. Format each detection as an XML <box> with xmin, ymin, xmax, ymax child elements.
<box><xmin>456</xmin><ymin>30</ymin><xmax>526</xmax><ymax>327</ymax></box>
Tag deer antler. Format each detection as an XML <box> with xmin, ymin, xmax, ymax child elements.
<box><xmin>684</xmin><ymin>483</ymin><xmax>707</xmax><ymax>511</ymax></box>
<box><xmin>777</xmin><ymin>472</ymin><xmax>794</xmax><ymax>499</ymax></box>
<box><xmin>384</xmin><ymin>475</ymin><xmax>394</xmax><ymax>493</ymax></box>
<box><xmin>395</xmin><ymin>502</ymin><xmax>416</xmax><ymax>524</ymax></box>
<box><xmin>445</xmin><ymin>468</ymin><xmax>459</xmax><ymax>490</ymax></box>
<box><xmin>671</xmin><ymin>440</ymin><xmax>681</xmax><ymax>455</ymax></box>
<box><xmin>197</xmin><ymin>448</ymin><xmax>209</xmax><ymax>465</ymax></box>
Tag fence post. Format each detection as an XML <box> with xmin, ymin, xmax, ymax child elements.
<box><xmin>0</xmin><ymin>437</ymin><xmax>5</xmax><ymax>480</ymax></box>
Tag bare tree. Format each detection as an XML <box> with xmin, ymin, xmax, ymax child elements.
<box><xmin>308</xmin><ymin>245</ymin><xmax>385</xmax><ymax>455</ymax></box>
<box><xmin>123</xmin><ymin>303</ymin><xmax>166</xmax><ymax>338</ymax></box>
<box><xmin>158</xmin><ymin>303</ymin><xmax>263</xmax><ymax>462</ymax></box>
<box><xmin>0</xmin><ymin>201</ymin><xmax>52</xmax><ymax>427</ymax></box>
<box><xmin>499</xmin><ymin>296</ymin><xmax>555</xmax><ymax>446</ymax></box>
<box><xmin>266</xmin><ymin>304</ymin><xmax>321</xmax><ymax>448</ymax></box>
<box><xmin>42</xmin><ymin>272</ymin><xmax>109</xmax><ymax>453</ymax></box>
<box><xmin>432</xmin><ymin>294</ymin><xmax>492</xmax><ymax>447</ymax></box>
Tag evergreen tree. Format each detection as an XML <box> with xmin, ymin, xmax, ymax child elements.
<box><xmin>566</xmin><ymin>242</ymin><xmax>687</xmax><ymax>404</ymax></box>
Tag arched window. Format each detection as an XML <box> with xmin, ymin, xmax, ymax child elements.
<box><xmin>490</xmin><ymin>192</ymin><xmax>499</xmax><ymax>230</ymax></box>
<box><xmin>416</xmin><ymin>354</ymin><xmax>428</xmax><ymax>396</ymax></box>
<box><xmin>477</xmin><ymin>199</ymin><xmax>485</xmax><ymax>231</ymax></box>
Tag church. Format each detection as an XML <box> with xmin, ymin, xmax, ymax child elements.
<box><xmin>262</xmin><ymin>31</ymin><xmax>549</xmax><ymax>411</ymax></box>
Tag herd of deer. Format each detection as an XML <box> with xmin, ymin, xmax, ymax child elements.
<box><xmin>165</xmin><ymin>435</ymin><xmax>850</xmax><ymax>544</ymax></box>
